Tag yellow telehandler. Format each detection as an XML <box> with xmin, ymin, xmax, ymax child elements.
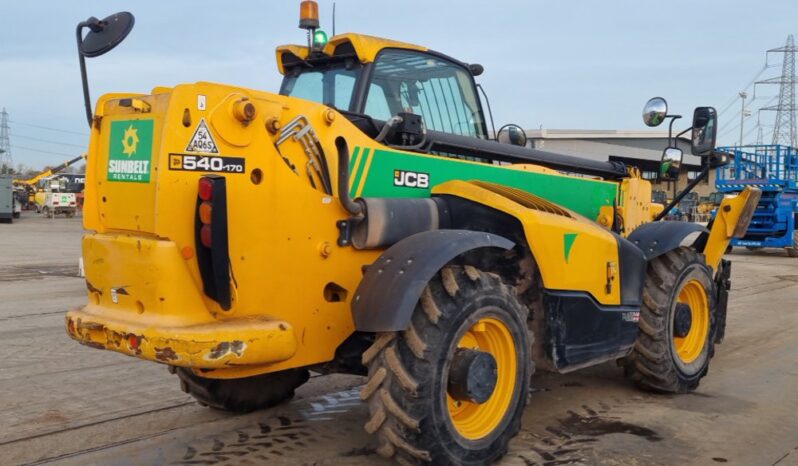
<box><xmin>65</xmin><ymin>4</ymin><xmax>759</xmax><ymax>465</ymax></box>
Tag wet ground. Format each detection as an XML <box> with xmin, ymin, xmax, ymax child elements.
<box><xmin>1</xmin><ymin>212</ymin><xmax>797</xmax><ymax>466</ymax></box>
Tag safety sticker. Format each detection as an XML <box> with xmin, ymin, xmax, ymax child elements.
<box><xmin>197</xmin><ymin>95</ymin><xmax>206</xmax><ymax>111</ymax></box>
<box><xmin>169</xmin><ymin>153</ymin><xmax>245</xmax><ymax>174</ymax></box>
<box><xmin>186</xmin><ymin>118</ymin><xmax>218</xmax><ymax>154</ymax></box>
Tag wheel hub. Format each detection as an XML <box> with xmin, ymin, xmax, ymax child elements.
<box><xmin>673</xmin><ymin>303</ymin><xmax>692</xmax><ymax>338</ymax></box>
<box><xmin>447</xmin><ymin>348</ymin><xmax>498</xmax><ymax>404</ymax></box>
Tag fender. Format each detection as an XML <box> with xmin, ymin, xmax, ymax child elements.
<box><xmin>627</xmin><ymin>221</ymin><xmax>707</xmax><ymax>260</ymax></box>
<box><xmin>433</xmin><ymin>180</ymin><xmax>631</xmax><ymax>306</ymax></box>
<box><xmin>351</xmin><ymin>229</ymin><xmax>514</xmax><ymax>332</ymax></box>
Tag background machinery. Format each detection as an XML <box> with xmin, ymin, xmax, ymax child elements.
<box><xmin>716</xmin><ymin>144</ymin><xmax>798</xmax><ymax>255</ymax></box>
<box><xmin>14</xmin><ymin>154</ymin><xmax>85</xmax><ymax>210</ymax></box>
<box><xmin>64</xmin><ymin>6</ymin><xmax>758</xmax><ymax>465</ymax></box>
<box><xmin>35</xmin><ymin>176</ymin><xmax>79</xmax><ymax>218</ymax></box>
<box><xmin>0</xmin><ymin>175</ymin><xmax>19</xmax><ymax>223</ymax></box>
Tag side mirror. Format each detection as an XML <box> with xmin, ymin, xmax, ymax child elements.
<box><xmin>79</xmin><ymin>12</ymin><xmax>135</xmax><ymax>57</ymax></box>
<box><xmin>659</xmin><ymin>147</ymin><xmax>683</xmax><ymax>181</ymax></box>
<box><xmin>76</xmin><ymin>12</ymin><xmax>135</xmax><ymax>127</ymax></box>
<box><xmin>691</xmin><ymin>106</ymin><xmax>717</xmax><ymax>156</ymax></box>
<box><xmin>497</xmin><ymin>124</ymin><xmax>527</xmax><ymax>147</ymax></box>
<box><xmin>643</xmin><ymin>97</ymin><xmax>668</xmax><ymax>127</ymax></box>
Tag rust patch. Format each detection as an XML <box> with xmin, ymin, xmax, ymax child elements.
<box><xmin>82</xmin><ymin>341</ymin><xmax>106</xmax><ymax>350</ymax></box>
<box><xmin>155</xmin><ymin>346</ymin><xmax>179</xmax><ymax>361</ymax></box>
<box><xmin>105</xmin><ymin>330</ymin><xmax>125</xmax><ymax>348</ymax></box>
<box><xmin>207</xmin><ymin>340</ymin><xmax>245</xmax><ymax>359</ymax></box>
<box><xmin>77</xmin><ymin>320</ymin><xmax>104</xmax><ymax>331</ymax></box>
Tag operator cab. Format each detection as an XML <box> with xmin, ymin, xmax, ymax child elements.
<box><xmin>278</xmin><ymin>37</ymin><xmax>489</xmax><ymax>141</ymax></box>
<box><xmin>272</xmin><ymin>9</ymin><xmax>630</xmax><ymax>179</ymax></box>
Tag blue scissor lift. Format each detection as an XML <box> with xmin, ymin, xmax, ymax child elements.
<box><xmin>715</xmin><ymin>144</ymin><xmax>798</xmax><ymax>255</ymax></box>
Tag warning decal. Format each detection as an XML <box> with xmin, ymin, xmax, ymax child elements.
<box><xmin>186</xmin><ymin>118</ymin><xmax>219</xmax><ymax>154</ymax></box>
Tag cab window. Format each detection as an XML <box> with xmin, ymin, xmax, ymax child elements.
<box><xmin>364</xmin><ymin>50</ymin><xmax>486</xmax><ymax>138</ymax></box>
<box><xmin>280</xmin><ymin>66</ymin><xmax>359</xmax><ymax>110</ymax></box>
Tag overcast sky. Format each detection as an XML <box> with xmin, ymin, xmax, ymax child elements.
<box><xmin>1</xmin><ymin>1</ymin><xmax>796</xmax><ymax>169</ymax></box>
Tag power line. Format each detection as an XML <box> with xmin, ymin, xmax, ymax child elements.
<box><xmin>7</xmin><ymin>120</ymin><xmax>88</xmax><ymax>137</ymax></box>
<box><xmin>718</xmin><ymin>64</ymin><xmax>768</xmax><ymax>118</ymax></box>
<box><xmin>10</xmin><ymin>145</ymin><xmax>82</xmax><ymax>158</ymax></box>
<box><xmin>741</xmin><ymin>124</ymin><xmax>758</xmax><ymax>144</ymax></box>
<box><xmin>718</xmin><ymin>122</ymin><xmax>742</xmax><ymax>140</ymax></box>
<box><xmin>9</xmin><ymin>133</ymin><xmax>86</xmax><ymax>149</ymax></box>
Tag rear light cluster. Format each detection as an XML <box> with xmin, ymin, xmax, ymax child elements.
<box><xmin>198</xmin><ymin>178</ymin><xmax>214</xmax><ymax>248</ymax></box>
<box><xmin>195</xmin><ymin>176</ymin><xmax>232</xmax><ymax>310</ymax></box>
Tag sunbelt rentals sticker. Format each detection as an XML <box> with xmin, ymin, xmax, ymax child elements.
<box><xmin>108</xmin><ymin>119</ymin><xmax>154</xmax><ymax>183</ymax></box>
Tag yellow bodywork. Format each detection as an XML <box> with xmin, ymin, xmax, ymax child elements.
<box><xmin>618</xmin><ymin>168</ymin><xmax>663</xmax><ymax>234</ymax></box>
<box><xmin>703</xmin><ymin>187</ymin><xmax>761</xmax><ymax>271</ymax></box>
<box><xmin>65</xmin><ymin>32</ymin><xmax>744</xmax><ymax>380</ymax></box>
<box><xmin>69</xmin><ymin>83</ymin><xmax>386</xmax><ymax>378</ymax></box>
<box><xmin>64</xmin><ymin>78</ymin><xmax>629</xmax><ymax>379</ymax></box>
<box><xmin>276</xmin><ymin>33</ymin><xmax>427</xmax><ymax>74</ymax></box>
<box><xmin>433</xmin><ymin>180</ymin><xmax>623</xmax><ymax>305</ymax></box>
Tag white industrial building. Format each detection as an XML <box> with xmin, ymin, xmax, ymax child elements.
<box><xmin>524</xmin><ymin>129</ymin><xmax>716</xmax><ymax>197</ymax></box>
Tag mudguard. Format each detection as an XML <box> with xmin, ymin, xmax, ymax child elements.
<box><xmin>627</xmin><ymin>221</ymin><xmax>707</xmax><ymax>260</ymax></box>
<box><xmin>351</xmin><ymin>229</ymin><xmax>514</xmax><ymax>332</ymax></box>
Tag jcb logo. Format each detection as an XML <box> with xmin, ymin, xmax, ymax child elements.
<box><xmin>393</xmin><ymin>170</ymin><xmax>430</xmax><ymax>189</ymax></box>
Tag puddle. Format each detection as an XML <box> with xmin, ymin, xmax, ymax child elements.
<box><xmin>559</xmin><ymin>409</ymin><xmax>661</xmax><ymax>442</ymax></box>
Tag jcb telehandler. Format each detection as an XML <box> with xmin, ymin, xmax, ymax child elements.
<box><xmin>66</xmin><ymin>5</ymin><xmax>759</xmax><ymax>465</ymax></box>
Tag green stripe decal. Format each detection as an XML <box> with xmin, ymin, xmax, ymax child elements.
<box><xmin>349</xmin><ymin>147</ymin><xmax>369</xmax><ymax>198</ymax></box>
<box><xmin>348</xmin><ymin>146</ymin><xmax>361</xmax><ymax>174</ymax></box>
<box><xmin>563</xmin><ymin>233</ymin><xmax>578</xmax><ymax>263</ymax></box>
<box><xmin>353</xmin><ymin>147</ymin><xmax>618</xmax><ymax>220</ymax></box>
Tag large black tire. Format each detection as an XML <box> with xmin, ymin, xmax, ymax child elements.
<box><xmin>361</xmin><ymin>265</ymin><xmax>532</xmax><ymax>466</ymax></box>
<box><xmin>173</xmin><ymin>366</ymin><xmax>309</xmax><ymax>413</ymax></box>
<box><xmin>625</xmin><ymin>247</ymin><xmax>716</xmax><ymax>393</ymax></box>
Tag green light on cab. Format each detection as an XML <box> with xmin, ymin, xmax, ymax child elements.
<box><xmin>313</xmin><ymin>29</ymin><xmax>328</xmax><ymax>48</ymax></box>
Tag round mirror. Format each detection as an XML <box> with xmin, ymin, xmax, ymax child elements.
<box><xmin>497</xmin><ymin>124</ymin><xmax>528</xmax><ymax>147</ymax></box>
<box><xmin>642</xmin><ymin>97</ymin><xmax>668</xmax><ymax>127</ymax></box>
<box><xmin>79</xmin><ymin>12</ymin><xmax>135</xmax><ymax>58</ymax></box>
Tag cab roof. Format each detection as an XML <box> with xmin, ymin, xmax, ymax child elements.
<box><xmin>276</xmin><ymin>33</ymin><xmax>428</xmax><ymax>75</ymax></box>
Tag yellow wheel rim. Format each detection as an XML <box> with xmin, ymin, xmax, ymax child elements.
<box><xmin>673</xmin><ymin>279</ymin><xmax>710</xmax><ymax>364</ymax></box>
<box><xmin>447</xmin><ymin>317</ymin><xmax>517</xmax><ymax>440</ymax></box>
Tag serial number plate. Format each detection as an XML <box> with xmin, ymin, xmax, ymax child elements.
<box><xmin>169</xmin><ymin>153</ymin><xmax>245</xmax><ymax>173</ymax></box>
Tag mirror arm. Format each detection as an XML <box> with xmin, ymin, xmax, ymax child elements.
<box><xmin>76</xmin><ymin>22</ymin><xmax>93</xmax><ymax>128</ymax></box>
<box><xmin>654</xmin><ymin>164</ymin><xmax>710</xmax><ymax>221</ymax></box>
<box><xmin>675</xmin><ymin>127</ymin><xmax>692</xmax><ymax>140</ymax></box>
<box><xmin>666</xmin><ymin>115</ymin><xmax>682</xmax><ymax>147</ymax></box>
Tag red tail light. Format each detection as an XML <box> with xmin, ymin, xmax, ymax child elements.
<box><xmin>198</xmin><ymin>178</ymin><xmax>214</xmax><ymax>201</ymax></box>
<box><xmin>200</xmin><ymin>224</ymin><xmax>212</xmax><ymax>248</ymax></box>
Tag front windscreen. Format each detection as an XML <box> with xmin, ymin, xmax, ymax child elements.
<box><xmin>364</xmin><ymin>50</ymin><xmax>486</xmax><ymax>139</ymax></box>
